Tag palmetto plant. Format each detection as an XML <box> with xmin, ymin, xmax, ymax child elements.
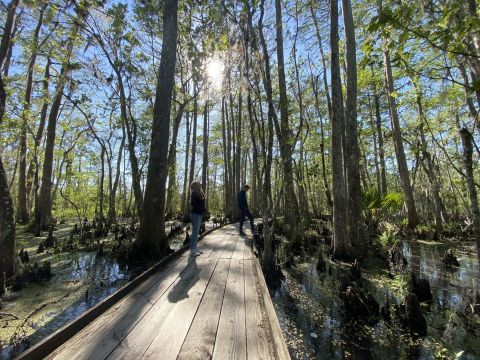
<box><xmin>362</xmin><ymin>188</ymin><xmax>404</xmax><ymax>219</ymax></box>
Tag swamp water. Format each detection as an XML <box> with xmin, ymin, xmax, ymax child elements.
<box><xmin>0</xmin><ymin>223</ymin><xmax>189</xmax><ymax>359</ymax></box>
<box><xmin>271</xmin><ymin>240</ymin><xmax>479</xmax><ymax>360</ymax></box>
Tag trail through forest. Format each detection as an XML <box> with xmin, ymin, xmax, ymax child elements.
<box><xmin>1</xmin><ymin>0</ymin><xmax>480</xmax><ymax>359</ymax></box>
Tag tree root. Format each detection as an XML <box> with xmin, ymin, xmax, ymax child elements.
<box><xmin>0</xmin><ymin>312</ymin><xmax>20</xmax><ymax>320</ymax></box>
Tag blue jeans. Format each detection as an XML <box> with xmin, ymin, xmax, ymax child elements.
<box><xmin>190</xmin><ymin>212</ymin><xmax>202</xmax><ymax>251</ymax></box>
<box><xmin>239</xmin><ymin>208</ymin><xmax>254</xmax><ymax>233</ymax></box>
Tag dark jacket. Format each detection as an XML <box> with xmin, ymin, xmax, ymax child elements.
<box><xmin>191</xmin><ymin>191</ymin><xmax>205</xmax><ymax>215</ymax></box>
<box><xmin>237</xmin><ymin>190</ymin><xmax>248</xmax><ymax>210</ymax></box>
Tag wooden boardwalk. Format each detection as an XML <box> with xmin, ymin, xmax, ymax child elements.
<box><xmin>41</xmin><ymin>224</ymin><xmax>289</xmax><ymax>360</ymax></box>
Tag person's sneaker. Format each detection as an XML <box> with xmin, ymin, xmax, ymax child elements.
<box><xmin>190</xmin><ymin>251</ymin><xmax>200</xmax><ymax>257</ymax></box>
<box><xmin>196</xmin><ymin>249</ymin><xmax>203</xmax><ymax>254</ymax></box>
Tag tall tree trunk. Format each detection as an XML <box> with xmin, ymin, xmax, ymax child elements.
<box><xmin>274</xmin><ymin>0</ymin><xmax>300</xmax><ymax>238</ymax></box>
<box><xmin>201</xmin><ymin>101</ymin><xmax>209</xmax><ymax>212</ymax></box>
<box><xmin>226</xmin><ymin>95</ymin><xmax>235</xmax><ymax>219</ymax></box>
<box><xmin>368</xmin><ymin>96</ymin><xmax>381</xmax><ymax>193</ymax></box>
<box><xmin>166</xmin><ymin>102</ymin><xmax>184</xmax><ymax>219</ymax></box>
<box><xmin>310</xmin><ymin>71</ymin><xmax>333</xmax><ymax>209</ymax></box>
<box><xmin>229</xmin><ymin>93</ymin><xmax>238</xmax><ymax>219</ymax></box>
<box><xmin>26</xmin><ymin>57</ymin><xmax>51</xmax><ymax>208</ymax></box>
<box><xmin>181</xmin><ymin>112</ymin><xmax>191</xmax><ymax>216</ymax></box>
<box><xmin>121</xmin><ymin>80</ymin><xmax>143</xmax><ymax>217</ymax></box>
<box><xmin>97</xmin><ymin>147</ymin><xmax>105</xmax><ymax>220</ymax></box>
<box><xmin>221</xmin><ymin>98</ymin><xmax>231</xmax><ymax>218</ymax></box>
<box><xmin>331</xmin><ymin>0</ymin><xmax>352</xmax><ymax>259</ymax></box>
<box><xmin>309</xmin><ymin>2</ymin><xmax>332</xmax><ymax>121</ymax></box>
<box><xmin>108</xmin><ymin>130</ymin><xmax>125</xmax><ymax>222</ymax></box>
<box><xmin>379</xmin><ymin>0</ymin><xmax>418</xmax><ymax>229</ymax></box>
<box><xmin>135</xmin><ymin>0</ymin><xmax>178</xmax><ymax>257</ymax></box>
<box><xmin>460</xmin><ymin>128</ymin><xmax>480</xmax><ymax>267</ymax></box>
<box><xmin>342</xmin><ymin>0</ymin><xmax>364</xmax><ymax>256</ymax></box>
<box><xmin>415</xmin><ymin>91</ymin><xmax>443</xmax><ymax>237</ymax></box>
<box><xmin>185</xmin><ymin>93</ymin><xmax>198</xmax><ymax>220</ymax></box>
<box><xmin>256</xmin><ymin>0</ymin><xmax>275</xmax><ymax>270</ymax></box>
<box><xmin>34</xmin><ymin>13</ymin><xmax>85</xmax><ymax>235</ymax></box>
<box><xmin>372</xmin><ymin>88</ymin><xmax>388</xmax><ymax>195</ymax></box>
<box><xmin>0</xmin><ymin>0</ymin><xmax>22</xmax><ymax>279</ymax></box>
<box><xmin>2</xmin><ymin>8</ymin><xmax>20</xmax><ymax>77</ymax></box>
<box><xmin>235</xmin><ymin>93</ymin><xmax>241</xmax><ymax>213</ymax></box>
<box><xmin>17</xmin><ymin>6</ymin><xmax>45</xmax><ymax>223</ymax></box>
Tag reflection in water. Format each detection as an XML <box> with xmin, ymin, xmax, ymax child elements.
<box><xmin>1</xmin><ymin>231</ymin><xmax>188</xmax><ymax>359</ymax></box>
<box><xmin>272</xmin><ymin>240</ymin><xmax>479</xmax><ymax>360</ymax></box>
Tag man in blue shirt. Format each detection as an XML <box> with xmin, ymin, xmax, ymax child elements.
<box><xmin>237</xmin><ymin>184</ymin><xmax>254</xmax><ymax>236</ymax></box>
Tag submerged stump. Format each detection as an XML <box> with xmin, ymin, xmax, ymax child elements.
<box><xmin>442</xmin><ymin>249</ymin><xmax>460</xmax><ymax>268</ymax></box>
<box><xmin>399</xmin><ymin>293</ymin><xmax>427</xmax><ymax>337</ymax></box>
<box><xmin>409</xmin><ymin>272</ymin><xmax>432</xmax><ymax>303</ymax></box>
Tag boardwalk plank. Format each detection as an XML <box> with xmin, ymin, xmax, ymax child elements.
<box><xmin>181</xmin><ymin>231</ymin><xmax>226</xmax><ymax>257</ymax></box>
<box><xmin>245</xmin><ymin>259</ymin><xmax>275</xmax><ymax>360</ymax></box>
<box><xmin>219</xmin><ymin>234</ymin><xmax>237</xmax><ymax>259</ymax></box>
<box><xmin>107</xmin><ymin>256</ymin><xmax>217</xmax><ymax>360</ymax></box>
<box><xmin>232</xmin><ymin>235</ymin><xmax>246</xmax><ymax>260</ymax></box>
<box><xmin>177</xmin><ymin>258</ymin><xmax>230</xmax><ymax>360</ymax></box>
<box><xmin>212</xmin><ymin>259</ymin><xmax>246</xmax><ymax>360</ymax></box>
<box><xmin>38</xmin><ymin>224</ymin><xmax>290</xmax><ymax>360</ymax></box>
<box><xmin>47</xmin><ymin>255</ymin><xmax>187</xmax><ymax>360</ymax></box>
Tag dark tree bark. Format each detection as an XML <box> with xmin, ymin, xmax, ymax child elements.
<box><xmin>166</xmin><ymin>101</ymin><xmax>186</xmax><ymax>219</ymax></box>
<box><xmin>342</xmin><ymin>0</ymin><xmax>364</xmax><ymax>256</ymax></box>
<box><xmin>97</xmin><ymin>147</ymin><xmax>106</xmax><ymax>219</ymax></box>
<box><xmin>309</xmin><ymin>2</ymin><xmax>332</xmax><ymax>121</ymax></box>
<box><xmin>221</xmin><ymin>98</ymin><xmax>232</xmax><ymax>218</ymax></box>
<box><xmin>274</xmin><ymin>0</ymin><xmax>300</xmax><ymax>239</ymax></box>
<box><xmin>135</xmin><ymin>0</ymin><xmax>179</xmax><ymax>257</ymax></box>
<box><xmin>310</xmin><ymin>67</ymin><xmax>333</xmax><ymax>209</ymax></box>
<box><xmin>228</xmin><ymin>92</ymin><xmax>238</xmax><ymax>219</ymax></box>
<box><xmin>0</xmin><ymin>0</ymin><xmax>22</xmax><ymax>279</ymax></box>
<box><xmin>17</xmin><ymin>5</ymin><xmax>46</xmax><ymax>223</ymax></box>
<box><xmin>235</xmin><ymin>93</ymin><xmax>242</xmax><ymax>215</ymax></box>
<box><xmin>26</xmin><ymin>57</ymin><xmax>51</xmax><ymax>209</ymax></box>
<box><xmin>415</xmin><ymin>91</ymin><xmax>444</xmax><ymax>237</ymax></box>
<box><xmin>108</xmin><ymin>129</ymin><xmax>125</xmax><ymax>222</ymax></box>
<box><xmin>34</xmin><ymin>9</ymin><xmax>87</xmax><ymax>235</ymax></box>
<box><xmin>184</xmin><ymin>92</ymin><xmax>198</xmax><ymax>220</ymax></box>
<box><xmin>201</xmin><ymin>101</ymin><xmax>209</xmax><ymax>211</ymax></box>
<box><xmin>460</xmin><ymin>128</ymin><xmax>480</xmax><ymax>267</ymax></box>
<box><xmin>226</xmin><ymin>94</ymin><xmax>234</xmax><ymax>218</ymax></box>
<box><xmin>379</xmin><ymin>0</ymin><xmax>418</xmax><ymax>229</ymax></box>
<box><xmin>181</xmin><ymin>112</ymin><xmax>191</xmax><ymax>216</ymax></box>
<box><xmin>258</xmin><ymin>0</ymin><xmax>276</xmax><ymax>269</ymax></box>
<box><xmin>124</xmin><ymin>87</ymin><xmax>143</xmax><ymax>217</ymax></box>
<box><xmin>331</xmin><ymin>0</ymin><xmax>352</xmax><ymax>259</ymax></box>
<box><xmin>372</xmin><ymin>85</ymin><xmax>388</xmax><ymax>195</ymax></box>
<box><xmin>2</xmin><ymin>8</ymin><xmax>20</xmax><ymax>77</ymax></box>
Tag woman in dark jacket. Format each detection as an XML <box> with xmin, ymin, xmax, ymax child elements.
<box><xmin>190</xmin><ymin>181</ymin><xmax>205</xmax><ymax>256</ymax></box>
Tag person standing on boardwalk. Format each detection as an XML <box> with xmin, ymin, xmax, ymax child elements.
<box><xmin>237</xmin><ymin>184</ymin><xmax>255</xmax><ymax>236</ymax></box>
<box><xmin>190</xmin><ymin>181</ymin><xmax>205</xmax><ymax>256</ymax></box>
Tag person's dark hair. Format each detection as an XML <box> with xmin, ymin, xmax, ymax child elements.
<box><xmin>243</xmin><ymin>184</ymin><xmax>250</xmax><ymax>190</ymax></box>
<box><xmin>191</xmin><ymin>181</ymin><xmax>205</xmax><ymax>199</ymax></box>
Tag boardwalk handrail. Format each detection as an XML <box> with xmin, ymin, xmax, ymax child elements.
<box><xmin>15</xmin><ymin>223</ymin><xmax>230</xmax><ymax>360</ymax></box>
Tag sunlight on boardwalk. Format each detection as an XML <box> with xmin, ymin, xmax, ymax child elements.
<box><xmin>45</xmin><ymin>225</ymin><xmax>289</xmax><ymax>360</ymax></box>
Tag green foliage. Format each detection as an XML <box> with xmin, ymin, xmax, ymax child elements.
<box><xmin>303</xmin><ymin>229</ymin><xmax>320</xmax><ymax>243</ymax></box>
<box><xmin>362</xmin><ymin>189</ymin><xmax>404</xmax><ymax>215</ymax></box>
<box><xmin>413</xmin><ymin>224</ymin><xmax>436</xmax><ymax>240</ymax></box>
<box><xmin>376</xmin><ymin>223</ymin><xmax>399</xmax><ymax>250</ymax></box>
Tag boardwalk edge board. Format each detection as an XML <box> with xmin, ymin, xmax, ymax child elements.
<box><xmin>15</xmin><ymin>223</ymin><xmax>230</xmax><ymax>360</ymax></box>
<box><xmin>252</xmin><ymin>236</ymin><xmax>291</xmax><ymax>360</ymax></box>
